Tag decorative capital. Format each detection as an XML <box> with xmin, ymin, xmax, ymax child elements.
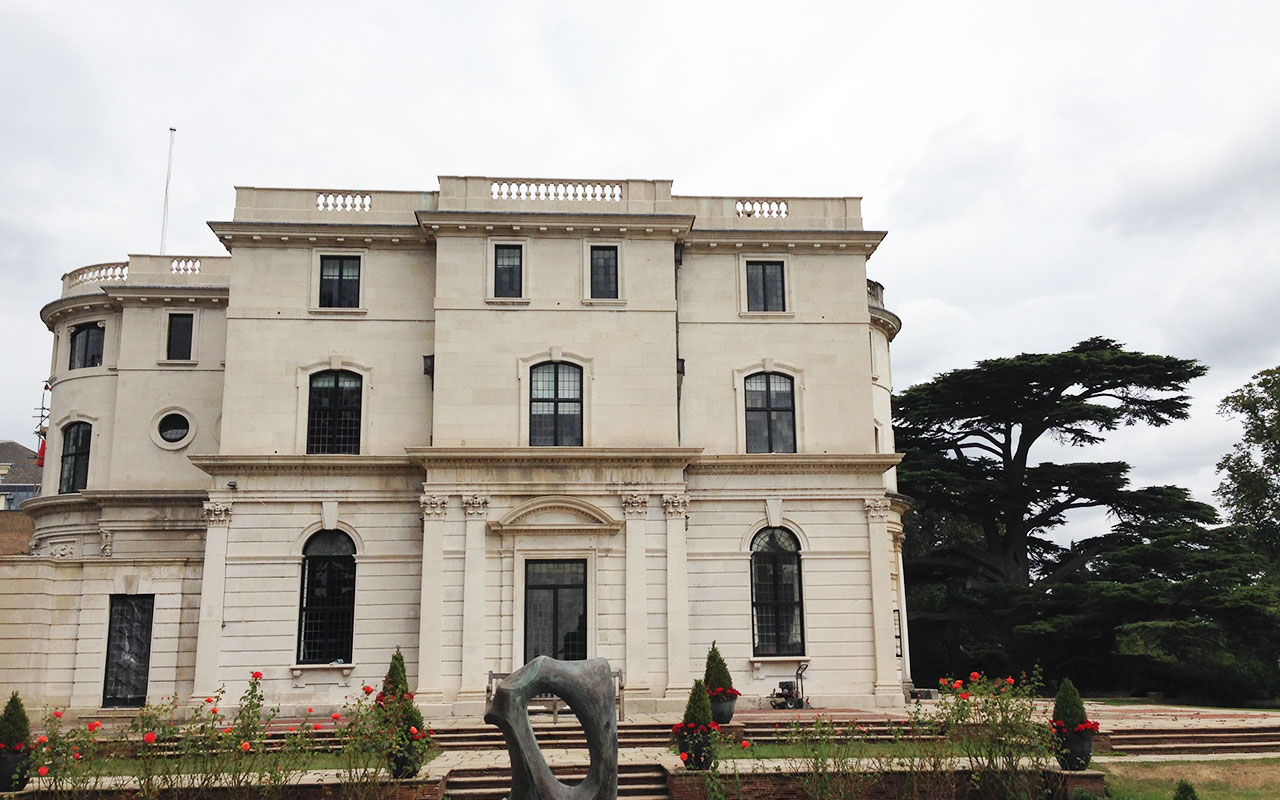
<box><xmin>203</xmin><ymin>501</ymin><xmax>232</xmax><ymax>526</ymax></box>
<box><xmin>865</xmin><ymin>497</ymin><xmax>892</xmax><ymax>521</ymax></box>
<box><xmin>620</xmin><ymin>493</ymin><xmax>649</xmax><ymax>518</ymax></box>
<box><xmin>99</xmin><ymin>530</ymin><xmax>114</xmax><ymax>558</ymax></box>
<box><xmin>419</xmin><ymin>494</ymin><xmax>449</xmax><ymax>519</ymax></box>
<box><xmin>461</xmin><ymin>494</ymin><xmax>490</xmax><ymax>517</ymax></box>
<box><xmin>891</xmin><ymin>528</ymin><xmax>906</xmax><ymax>551</ymax></box>
<box><xmin>662</xmin><ymin>494</ymin><xmax>690</xmax><ymax>517</ymax></box>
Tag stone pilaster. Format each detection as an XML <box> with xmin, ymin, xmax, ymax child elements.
<box><xmin>864</xmin><ymin>497</ymin><xmax>901</xmax><ymax>705</ymax></box>
<box><xmin>620</xmin><ymin>492</ymin><xmax>650</xmax><ymax>694</ymax></box>
<box><xmin>458</xmin><ymin>494</ymin><xmax>490</xmax><ymax>700</ymax></box>
<box><xmin>662</xmin><ymin>493</ymin><xmax>691</xmax><ymax>696</ymax></box>
<box><xmin>193</xmin><ymin>501</ymin><xmax>232</xmax><ymax>699</ymax></box>
<box><xmin>416</xmin><ymin>495</ymin><xmax>448</xmax><ymax>701</ymax></box>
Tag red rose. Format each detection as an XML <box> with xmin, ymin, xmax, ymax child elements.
<box><xmin>331</xmin><ymin>712</ymin><xmax>341</xmax><ymax>721</ymax></box>
<box><xmin>73</xmin><ymin>752</ymin><xmax>81</xmax><ymax>761</ymax></box>
<box><xmin>37</xmin><ymin>766</ymin><xmax>48</xmax><ymax>777</ymax></box>
<box><xmin>251</xmin><ymin>671</ymin><xmax>263</xmax><ymax>680</ymax></box>
<box><xmin>679</xmin><ymin>752</ymin><xmax>689</xmax><ymax>762</ymax></box>
<box><xmin>314</xmin><ymin>723</ymin><xmax>322</xmax><ymax>731</ymax></box>
<box><xmin>363</xmin><ymin>685</ymin><xmax>374</xmax><ymax>695</ymax></box>
<box><xmin>36</xmin><ymin>735</ymin><xmax>47</xmax><ymax>744</ymax></box>
<box><xmin>205</xmin><ymin>697</ymin><xmax>214</xmax><ymax>704</ymax></box>
<box><xmin>211</xmin><ymin>707</ymin><xmax>218</xmax><ymax>715</ymax></box>
<box><xmin>240</xmin><ymin>741</ymin><xmax>251</xmax><ymax>752</ymax></box>
<box><xmin>672</xmin><ymin>723</ymin><xmax>682</xmax><ymax>733</ymax></box>
<box><xmin>288</xmin><ymin>727</ymin><xmax>296</xmax><ymax>733</ymax></box>
<box><xmin>143</xmin><ymin>732</ymin><xmax>156</xmax><ymax>744</ymax></box>
<box><xmin>960</xmin><ymin>692</ymin><xmax>971</xmax><ymax>700</ymax></box>
<box><xmin>741</xmin><ymin>740</ymin><xmax>751</xmax><ymax>748</ymax></box>
<box><xmin>1005</xmin><ymin>677</ymin><xmax>1015</xmax><ymax>685</ymax></box>
<box><xmin>939</xmin><ymin>677</ymin><xmax>948</xmax><ymax>685</ymax></box>
<box><xmin>952</xmin><ymin>680</ymin><xmax>962</xmax><ymax>689</ymax></box>
<box><xmin>969</xmin><ymin>671</ymin><xmax>980</xmax><ymax>681</ymax></box>
<box><xmin>306</xmin><ymin>708</ymin><xmax>314</xmax><ymax>714</ymax></box>
<box><xmin>52</xmin><ymin>710</ymin><xmax>63</xmax><ymax>719</ymax></box>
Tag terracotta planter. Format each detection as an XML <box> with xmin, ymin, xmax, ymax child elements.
<box><xmin>677</xmin><ymin>730</ymin><xmax>714</xmax><ymax>771</ymax></box>
<box><xmin>0</xmin><ymin>749</ymin><xmax>30</xmax><ymax>793</ymax></box>
<box><xmin>709</xmin><ymin>695</ymin><xmax>736</xmax><ymax>725</ymax></box>
<box><xmin>1055</xmin><ymin>729</ymin><xmax>1094</xmax><ymax>770</ymax></box>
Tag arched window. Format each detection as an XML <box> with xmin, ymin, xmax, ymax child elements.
<box><xmin>59</xmin><ymin>422</ymin><xmax>92</xmax><ymax>494</ymax></box>
<box><xmin>297</xmin><ymin>530</ymin><xmax>356</xmax><ymax>665</ymax></box>
<box><xmin>530</xmin><ymin>362</ymin><xmax>583</xmax><ymax>446</ymax></box>
<box><xmin>750</xmin><ymin>527</ymin><xmax>805</xmax><ymax>656</ymax></box>
<box><xmin>307</xmin><ymin>370</ymin><xmax>362</xmax><ymax>454</ymax></box>
<box><xmin>745</xmin><ymin>372</ymin><xmax>796</xmax><ymax>453</ymax></box>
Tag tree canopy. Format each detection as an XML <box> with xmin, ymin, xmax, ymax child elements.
<box><xmin>1216</xmin><ymin>367</ymin><xmax>1280</xmax><ymax>537</ymax></box>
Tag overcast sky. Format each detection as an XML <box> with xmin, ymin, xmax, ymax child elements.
<box><xmin>3</xmin><ymin>1</ymin><xmax>1277</xmax><ymax>541</ymax></box>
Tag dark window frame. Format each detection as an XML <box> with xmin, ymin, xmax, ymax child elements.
<box><xmin>297</xmin><ymin>530</ymin><xmax>357</xmax><ymax>665</ymax></box>
<box><xmin>750</xmin><ymin>527</ymin><xmax>805</xmax><ymax>657</ymax></box>
<box><xmin>589</xmin><ymin>245</ymin><xmax>619</xmax><ymax>299</ymax></box>
<box><xmin>158</xmin><ymin>413</ymin><xmax>190</xmax><ymax>443</ymax></box>
<box><xmin>69</xmin><ymin>323</ymin><xmax>105</xmax><ymax>370</ymax></box>
<box><xmin>59</xmin><ymin>421</ymin><xmax>91</xmax><ymax>494</ymax></box>
<box><xmin>307</xmin><ymin>370</ymin><xmax>362</xmax><ymax>455</ymax></box>
<box><xmin>745</xmin><ymin>372</ymin><xmax>797</xmax><ymax>453</ymax></box>
<box><xmin>102</xmin><ymin>594</ymin><xmax>155</xmax><ymax>708</ymax></box>
<box><xmin>166</xmin><ymin>313</ymin><xmax>194</xmax><ymax>360</ymax></box>
<box><xmin>746</xmin><ymin>260</ymin><xmax>786</xmax><ymax>312</ymax></box>
<box><xmin>524</xmin><ymin>559</ymin><xmax>588</xmax><ymax>663</ymax></box>
<box><xmin>529</xmin><ymin>362</ymin><xmax>583</xmax><ymax>446</ymax></box>
<box><xmin>494</xmin><ymin>244</ymin><xmax>523</xmax><ymax>298</ymax></box>
<box><xmin>319</xmin><ymin>254</ymin><xmax>361</xmax><ymax>308</ymax></box>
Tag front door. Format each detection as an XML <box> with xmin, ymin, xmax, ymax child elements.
<box><xmin>524</xmin><ymin>559</ymin><xmax>587</xmax><ymax>663</ymax></box>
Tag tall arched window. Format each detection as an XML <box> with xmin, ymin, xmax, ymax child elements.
<box><xmin>297</xmin><ymin>530</ymin><xmax>357</xmax><ymax>665</ymax></box>
<box><xmin>307</xmin><ymin>370</ymin><xmax>362</xmax><ymax>454</ymax></box>
<box><xmin>751</xmin><ymin>527</ymin><xmax>805</xmax><ymax>656</ymax></box>
<box><xmin>745</xmin><ymin>372</ymin><xmax>796</xmax><ymax>453</ymax></box>
<box><xmin>530</xmin><ymin>362</ymin><xmax>583</xmax><ymax>446</ymax></box>
<box><xmin>59</xmin><ymin>422</ymin><xmax>92</xmax><ymax>494</ymax></box>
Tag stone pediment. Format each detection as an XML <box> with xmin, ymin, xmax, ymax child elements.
<box><xmin>491</xmin><ymin>496</ymin><xmax>621</xmax><ymax>535</ymax></box>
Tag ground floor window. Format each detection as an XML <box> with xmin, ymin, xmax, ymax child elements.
<box><xmin>524</xmin><ymin>559</ymin><xmax>587</xmax><ymax>662</ymax></box>
<box><xmin>103</xmin><ymin>594</ymin><xmax>155</xmax><ymax>707</ymax></box>
<box><xmin>297</xmin><ymin>530</ymin><xmax>356</xmax><ymax>664</ymax></box>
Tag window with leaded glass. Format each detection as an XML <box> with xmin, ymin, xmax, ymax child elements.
<box><xmin>746</xmin><ymin>260</ymin><xmax>785</xmax><ymax>312</ymax></box>
<box><xmin>166</xmin><ymin>313</ymin><xmax>194</xmax><ymax>360</ymax></box>
<box><xmin>319</xmin><ymin>255</ymin><xmax>361</xmax><ymax>308</ymax></box>
<box><xmin>751</xmin><ymin>527</ymin><xmax>804</xmax><ymax>656</ymax></box>
<box><xmin>307</xmin><ymin>370</ymin><xmax>362</xmax><ymax>454</ymax></box>
<box><xmin>297</xmin><ymin>530</ymin><xmax>356</xmax><ymax>665</ymax></box>
<box><xmin>589</xmin><ymin>246</ymin><xmax>618</xmax><ymax>299</ymax></box>
<box><xmin>524</xmin><ymin>559</ymin><xmax>588</xmax><ymax>663</ymax></box>
<box><xmin>69</xmin><ymin>322</ymin><xmax>104</xmax><ymax>369</ymax></box>
<box><xmin>103</xmin><ymin>594</ymin><xmax>155</xmax><ymax>707</ymax></box>
<box><xmin>495</xmin><ymin>244</ymin><xmax>523</xmax><ymax>298</ymax></box>
<box><xmin>745</xmin><ymin>372</ymin><xmax>796</xmax><ymax>453</ymax></box>
<box><xmin>530</xmin><ymin>362</ymin><xmax>582</xmax><ymax>446</ymax></box>
<box><xmin>59</xmin><ymin>421</ymin><xmax>91</xmax><ymax>494</ymax></box>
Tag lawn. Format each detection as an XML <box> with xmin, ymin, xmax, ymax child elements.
<box><xmin>1100</xmin><ymin>759</ymin><xmax>1280</xmax><ymax>800</ymax></box>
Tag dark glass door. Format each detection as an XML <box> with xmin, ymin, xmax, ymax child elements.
<box><xmin>103</xmin><ymin>594</ymin><xmax>155</xmax><ymax>707</ymax></box>
<box><xmin>524</xmin><ymin>560</ymin><xmax>587</xmax><ymax>663</ymax></box>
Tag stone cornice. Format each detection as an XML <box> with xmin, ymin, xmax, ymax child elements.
<box><xmin>22</xmin><ymin>489</ymin><xmax>209</xmax><ymax>516</ymax></box>
<box><xmin>103</xmin><ymin>285</ymin><xmax>230</xmax><ymax>304</ymax></box>
<box><xmin>869</xmin><ymin>305</ymin><xmax>902</xmax><ymax>340</ymax></box>
<box><xmin>40</xmin><ymin>292</ymin><xmax>117</xmax><ymax>328</ymax></box>
<box><xmin>681</xmin><ymin>229</ymin><xmax>886</xmax><ymax>255</ymax></box>
<box><xmin>417</xmin><ymin>210</ymin><xmax>696</xmax><ymax>238</ymax></box>
<box><xmin>189</xmin><ymin>455</ymin><xmax>415</xmax><ymax>477</ymax></box>
<box><xmin>405</xmin><ymin>447</ymin><xmax>703</xmax><ymax>470</ymax></box>
<box><xmin>207</xmin><ymin>221</ymin><xmax>427</xmax><ymax>252</ymax></box>
<box><xmin>687</xmin><ymin>453</ymin><xmax>903</xmax><ymax>475</ymax></box>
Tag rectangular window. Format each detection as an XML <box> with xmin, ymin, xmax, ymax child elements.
<box><xmin>319</xmin><ymin>255</ymin><xmax>361</xmax><ymax>308</ymax></box>
<box><xmin>494</xmin><ymin>245</ymin><xmax>523</xmax><ymax>298</ymax></box>
<box><xmin>69</xmin><ymin>323</ymin><xmax>104</xmax><ymax>370</ymax></box>
<box><xmin>524</xmin><ymin>559</ymin><xmax>587</xmax><ymax>662</ymax></box>
<box><xmin>589</xmin><ymin>246</ymin><xmax>618</xmax><ymax>299</ymax></box>
<box><xmin>746</xmin><ymin>261</ymin><xmax>786</xmax><ymax>312</ymax></box>
<box><xmin>103</xmin><ymin>594</ymin><xmax>155</xmax><ymax>707</ymax></box>
<box><xmin>166</xmin><ymin>313</ymin><xmax>194</xmax><ymax>360</ymax></box>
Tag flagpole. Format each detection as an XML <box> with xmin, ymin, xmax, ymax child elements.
<box><xmin>160</xmin><ymin>127</ymin><xmax>177</xmax><ymax>255</ymax></box>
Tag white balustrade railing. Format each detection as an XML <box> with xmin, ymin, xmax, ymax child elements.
<box><xmin>735</xmin><ymin>199</ymin><xmax>789</xmax><ymax>218</ymax></box>
<box><xmin>66</xmin><ymin>262</ymin><xmax>128</xmax><ymax>288</ymax></box>
<box><xmin>316</xmin><ymin>192</ymin><xmax>372</xmax><ymax>212</ymax></box>
<box><xmin>490</xmin><ymin>181</ymin><xmax>623</xmax><ymax>202</ymax></box>
<box><xmin>170</xmin><ymin>258</ymin><xmax>201</xmax><ymax>275</ymax></box>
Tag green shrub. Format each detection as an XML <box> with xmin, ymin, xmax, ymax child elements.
<box><xmin>1053</xmin><ymin>678</ymin><xmax>1087</xmax><ymax>728</ymax></box>
<box><xmin>683</xmin><ymin>680</ymin><xmax>712</xmax><ymax>725</ymax></box>
<box><xmin>0</xmin><ymin>692</ymin><xmax>30</xmax><ymax>748</ymax></box>
<box><xmin>1172</xmin><ymin>779</ymin><xmax>1199</xmax><ymax>800</ymax></box>
<box><xmin>379</xmin><ymin>648</ymin><xmax>430</xmax><ymax>779</ymax></box>
<box><xmin>703</xmin><ymin>641</ymin><xmax>734</xmax><ymax>692</ymax></box>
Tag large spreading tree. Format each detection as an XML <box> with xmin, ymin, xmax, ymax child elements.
<box><xmin>1215</xmin><ymin>367</ymin><xmax>1280</xmax><ymax>539</ymax></box>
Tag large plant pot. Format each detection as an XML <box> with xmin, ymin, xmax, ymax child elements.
<box><xmin>676</xmin><ymin>730</ymin><xmax>714</xmax><ymax>771</ymax></box>
<box><xmin>710</xmin><ymin>695</ymin><xmax>737</xmax><ymax>725</ymax></box>
<box><xmin>0</xmin><ymin>749</ymin><xmax>30</xmax><ymax>793</ymax></box>
<box><xmin>1055</xmin><ymin>729</ymin><xmax>1093</xmax><ymax>770</ymax></box>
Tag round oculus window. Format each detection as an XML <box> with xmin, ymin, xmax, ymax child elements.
<box><xmin>158</xmin><ymin>413</ymin><xmax>190</xmax><ymax>443</ymax></box>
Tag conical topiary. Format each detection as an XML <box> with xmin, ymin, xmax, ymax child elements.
<box><xmin>1052</xmin><ymin>678</ymin><xmax>1086</xmax><ymax>728</ymax></box>
<box><xmin>0</xmin><ymin>692</ymin><xmax>30</xmax><ymax>748</ymax></box>
<box><xmin>683</xmin><ymin>680</ymin><xmax>712</xmax><ymax>726</ymax></box>
<box><xmin>703</xmin><ymin>641</ymin><xmax>734</xmax><ymax>693</ymax></box>
<box><xmin>379</xmin><ymin>648</ymin><xmax>429</xmax><ymax>779</ymax></box>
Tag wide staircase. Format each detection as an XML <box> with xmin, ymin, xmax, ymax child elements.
<box><xmin>443</xmin><ymin>763</ymin><xmax>669</xmax><ymax>800</ymax></box>
<box><xmin>433</xmin><ymin>721</ymin><xmax>675</xmax><ymax>751</ymax></box>
<box><xmin>1103</xmin><ymin>726</ymin><xmax>1280</xmax><ymax>756</ymax></box>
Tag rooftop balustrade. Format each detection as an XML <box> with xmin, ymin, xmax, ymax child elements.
<box><xmin>60</xmin><ymin>255</ymin><xmax>230</xmax><ymax>298</ymax></box>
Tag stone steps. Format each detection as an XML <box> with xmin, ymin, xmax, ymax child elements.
<box><xmin>444</xmin><ymin>763</ymin><xmax>668</xmax><ymax>800</ymax></box>
<box><xmin>1106</xmin><ymin>726</ymin><xmax>1280</xmax><ymax>755</ymax></box>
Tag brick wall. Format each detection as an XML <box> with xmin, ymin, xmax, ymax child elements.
<box><xmin>0</xmin><ymin>511</ymin><xmax>31</xmax><ymax>555</ymax></box>
<box><xmin>668</xmin><ymin>766</ymin><xmax>1105</xmax><ymax>799</ymax></box>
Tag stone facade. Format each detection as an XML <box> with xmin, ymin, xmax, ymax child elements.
<box><xmin>2</xmin><ymin>177</ymin><xmax>908</xmax><ymax>718</ymax></box>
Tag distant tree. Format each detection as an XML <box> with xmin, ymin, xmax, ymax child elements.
<box><xmin>1216</xmin><ymin>367</ymin><xmax>1280</xmax><ymax>540</ymax></box>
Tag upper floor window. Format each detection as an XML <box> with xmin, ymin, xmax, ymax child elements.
<box><xmin>589</xmin><ymin>246</ymin><xmax>619</xmax><ymax>299</ymax></box>
<box><xmin>307</xmin><ymin>370</ymin><xmax>362</xmax><ymax>454</ymax></box>
<box><xmin>319</xmin><ymin>255</ymin><xmax>361</xmax><ymax>308</ymax></box>
<box><xmin>530</xmin><ymin>362</ymin><xmax>582</xmax><ymax>446</ymax></box>
<box><xmin>59</xmin><ymin>421</ymin><xmax>91</xmax><ymax>494</ymax></box>
<box><xmin>495</xmin><ymin>244</ymin><xmax>523</xmax><ymax>298</ymax></box>
<box><xmin>745</xmin><ymin>372</ymin><xmax>796</xmax><ymax>453</ymax></box>
<box><xmin>69</xmin><ymin>323</ymin><xmax>104</xmax><ymax>370</ymax></box>
<box><xmin>746</xmin><ymin>260</ymin><xmax>785</xmax><ymax>312</ymax></box>
<box><xmin>166</xmin><ymin>313</ymin><xmax>194</xmax><ymax>360</ymax></box>
<box><xmin>750</xmin><ymin>527</ymin><xmax>805</xmax><ymax>656</ymax></box>
<box><xmin>297</xmin><ymin>529</ymin><xmax>356</xmax><ymax>665</ymax></box>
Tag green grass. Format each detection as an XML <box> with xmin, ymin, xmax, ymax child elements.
<box><xmin>1100</xmin><ymin>759</ymin><xmax>1280</xmax><ymax>800</ymax></box>
<box><xmin>75</xmin><ymin>749</ymin><xmax>434</xmax><ymax>777</ymax></box>
<box><xmin>714</xmin><ymin>740</ymin><xmax>959</xmax><ymax>760</ymax></box>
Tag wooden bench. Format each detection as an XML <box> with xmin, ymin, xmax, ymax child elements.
<box><xmin>486</xmin><ymin>669</ymin><xmax>625</xmax><ymax>722</ymax></box>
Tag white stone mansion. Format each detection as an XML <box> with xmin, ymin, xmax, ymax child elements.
<box><xmin>2</xmin><ymin>177</ymin><xmax>909</xmax><ymax>718</ymax></box>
